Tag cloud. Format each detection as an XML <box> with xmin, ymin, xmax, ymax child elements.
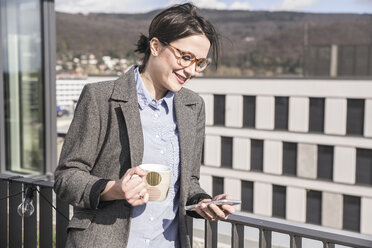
<box><xmin>191</xmin><ymin>0</ymin><xmax>228</xmax><ymax>10</ymax></box>
<box><xmin>55</xmin><ymin>0</ymin><xmax>162</xmax><ymax>13</ymax></box>
<box><xmin>229</xmin><ymin>1</ymin><xmax>252</xmax><ymax>10</ymax></box>
<box><xmin>275</xmin><ymin>0</ymin><xmax>318</xmax><ymax>11</ymax></box>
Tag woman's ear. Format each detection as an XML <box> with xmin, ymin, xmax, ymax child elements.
<box><xmin>149</xmin><ymin>37</ymin><xmax>161</xmax><ymax>56</ymax></box>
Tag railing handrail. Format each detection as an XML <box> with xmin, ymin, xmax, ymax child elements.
<box><xmin>224</xmin><ymin>213</ymin><xmax>372</xmax><ymax>248</ymax></box>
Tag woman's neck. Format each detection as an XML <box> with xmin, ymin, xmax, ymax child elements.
<box><xmin>140</xmin><ymin>70</ymin><xmax>167</xmax><ymax>100</ymax></box>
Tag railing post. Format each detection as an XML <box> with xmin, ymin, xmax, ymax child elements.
<box><xmin>186</xmin><ymin>215</ymin><xmax>193</xmax><ymax>248</ymax></box>
<box><xmin>9</xmin><ymin>180</ymin><xmax>22</xmax><ymax>248</ymax></box>
<box><xmin>0</xmin><ymin>178</ymin><xmax>8</xmax><ymax>246</ymax></box>
<box><xmin>24</xmin><ymin>185</ymin><xmax>38</xmax><ymax>248</ymax></box>
<box><xmin>259</xmin><ymin>229</ymin><xmax>272</xmax><ymax>248</ymax></box>
<box><xmin>290</xmin><ymin>235</ymin><xmax>302</xmax><ymax>248</ymax></box>
<box><xmin>39</xmin><ymin>184</ymin><xmax>53</xmax><ymax>247</ymax></box>
<box><xmin>231</xmin><ymin>223</ymin><xmax>244</xmax><ymax>248</ymax></box>
<box><xmin>323</xmin><ymin>241</ymin><xmax>335</xmax><ymax>248</ymax></box>
<box><xmin>56</xmin><ymin>197</ymin><xmax>70</xmax><ymax>248</ymax></box>
<box><xmin>205</xmin><ymin>220</ymin><xmax>218</xmax><ymax>248</ymax></box>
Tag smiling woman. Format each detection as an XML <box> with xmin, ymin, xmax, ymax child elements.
<box><xmin>54</xmin><ymin>3</ymin><xmax>235</xmax><ymax>248</ymax></box>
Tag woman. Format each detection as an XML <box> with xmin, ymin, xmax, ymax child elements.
<box><xmin>54</xmin><ymin>3</ymin><xmax>235</xmax><ymax>248</ymax></box>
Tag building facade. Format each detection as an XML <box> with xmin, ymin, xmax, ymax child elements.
<box><xmin>185</xmin><ymin>77</ymin><xmax>372</xmax><ymax>236</ymax></box>
<box><xmin>0</xmin><ymin>0</ymin><xmax>56</xmax><ymax>176</ymax></box>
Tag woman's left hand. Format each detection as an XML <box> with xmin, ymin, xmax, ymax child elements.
<box><xmin>195</xmin><ymin>194</ymin><xmax>236</xmax><ymax>221</ymax></box>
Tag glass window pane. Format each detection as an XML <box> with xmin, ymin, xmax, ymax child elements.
<box><xmin>1</xmin><ymin>0</ymin><xmax>44</xmax><ymax>174</ymax></box>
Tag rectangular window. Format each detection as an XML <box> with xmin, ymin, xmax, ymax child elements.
<box><xmin>2</xmin><ymin>0</ymin><xmax>44</xmax><ymax>174</ymax></box>
<box><xmin>212</xmin><ymin>177</ymin><xmax>224</xmax><ymax>196</ymax></box>
<box><xmin>343</xmin><ymin>195</ymin><xmax>360</xmax><ymax>232</ymax></box>
<box><xmin>250</xmin><ymin>139</ymin><xmax>263</xmax><ymax>171</ymax></box>
<box><xmin>243</xmin><ymin>96</ymin><xmax>256</xmax><ymax>128</ymax></box>
<box><xmin>346</xmin><ymin>99</ymin><xmax>365</xmax><ymax>136</ymax></box>
<box><xmin>355</xmin><ymin>45</ymin><xmax>369</xmax><ymax>76</ymax></box>
<box><xmin>309</xmin><ymin>98</ymin><xmax>325</xmax><ymax>133</ymax></box>
<box><xmin>317</xmin><ymin>145</ymin><xmax>333</xmax><ymax>180</ymax></box>
<box><xmin>241</xmin><ymin>180</ymin><xmax>253</xmax><ymax>212</ymax></box>
<box><xmin>272</xmin><ymin>185</ymin><xmax>286</xmax><ymax>218</ymax></box>
<box><xmin>282</xmin><ymin>142</ymin><xmax>297</xmax><ymax>176</ymax></box>
<box><xmin>338</xmin><ymin>45</ymin><xmax>355</xmax><ymax>76</ymax></box>
<box><xmin>221</xmin><ymin>136</ymin><xmax>233</xmax><ymax>168</ymax></box>
<box><xmin>275</xmin><ymin>97</ymin><xmax>289</xmax><ymax>130</ymax></box>
<box><xmin>356</xmin><ymin>148</ymin><xmax>372</xmax><ymax>185</ymax></box>
<box><xmin>316</xmin><ymin>46</ymin><xmax>331</xmax><ymax>76</ymax></box>
<box><xmin>306</xmin><ymin>190</ymin><xmax>321</xmax><ymax>225</ymax></box>
<box><xmin>213</xmin><ymin>95</ymin><xmax>225</xmax><ymax>126</ymax></box>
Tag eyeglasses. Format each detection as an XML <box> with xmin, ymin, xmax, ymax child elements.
<box><xmin>162</xmin><ymin>41</ymin><xmax>211</xmax><ymax>72</ymax></box>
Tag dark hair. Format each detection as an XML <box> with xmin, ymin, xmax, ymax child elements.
<box><xmin>135</xmin><ymin>3</ymin><xmax>220</xmax><ymax>72</ymax></box>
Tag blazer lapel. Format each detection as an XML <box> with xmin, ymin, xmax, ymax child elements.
<box><xmin>111</xmin><ymin>67</ymin><xmax>144</xmax><ymax>167</ymax></box>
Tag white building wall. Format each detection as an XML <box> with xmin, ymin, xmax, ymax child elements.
<box><xmin>224</xmin><ymin>178</ymin><xmax>241</xmax><ymax>211</ymax></box>
<box><xmin>322</xmin><ymin>192</ymin><xmax>343</xmax><ymax>229</ymax></box>
<box><xmin>333</xmin><ymin>146</ymin><xmax>356</xmax><ymax>184</ymax></box>
<box><xmin>204</xmin><ymin>135</ymin><xmax>221</xmax><ymax>167</ymax></box>
<box><xmin>361</xmin><ymin>197</ymin><xmax>372</xmax><ymax>235</ymax></box>
<box><xmin>200</xmin><ymin>174</ymin><xmax>213</xmax><ymax>196</ymax></box>
<box><xmin>289</xmin><ymin>97</ymin><xmax>309</xmax><ymax>132</ymax></box>
<box><xmin>253</xmin><ymin>182</ymin><xmax>272</xmax><ymax>216</ymax></box>
<box><xmin>297</xmin><ymin>143</ymin><xmax>317</xmax><ymax>179</ymax></box>
<box><xmin>256</xmin><ymin>96</ymin><xmax>275</xmax><ymax>130</ymax></box>
<box><xmin>324</xmin><ymin>98</ymin><xmax>347</xmax><ymax>135</ymax></box>
<box><xmin>286</xmin><ymin>187</ymin><xmax>306</xmax><ymax>222</ymax></box>
<box><xmin>225</xmin><ymin>95</ymin><xmax>243</xmax><ymax>128</ymax></box>
<box><xmin>233</xmin><ymin>137</ymin><xmax>250</xmax><ymax>171</ymax></box>
<box><xmin>200</xmin><ymin>94</ymin><xmax>214</xmax><ymax>126</ymax></box>
<box><xmin>263</xmin><ymin>140</ymin><xmax>282</xmax><ymax>175</ymax></box>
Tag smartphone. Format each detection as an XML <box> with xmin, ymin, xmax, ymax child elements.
<box><xmin>185</xmin><ymin>199</ymin><xmax>241</xmax><ymax>211</ymax></box>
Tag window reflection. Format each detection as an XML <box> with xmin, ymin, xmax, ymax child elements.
<box><xmin>1</xmin><ymin>0</ymin><xmax>44</xmax><ymax>174</ymax></box>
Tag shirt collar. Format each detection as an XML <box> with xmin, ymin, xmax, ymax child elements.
<box><xmin>134</xmin><ymin>66</ymin><xmax>174</xmax><ymax>112</ymax></box>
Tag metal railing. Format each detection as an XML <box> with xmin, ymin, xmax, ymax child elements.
<box><xmin>1</xmin><ymin>174</ymin><xmax>372</xmax><ymax>248</ymax></box>
<box><xmin>0</xmin><ymin>174</ymin><xmax>69</xmax><ymax>248</ymax></box>
<box><xmin>201</xmin><ymin>214</ymin><xmax>372</xmax><ymax>248</ymax></box>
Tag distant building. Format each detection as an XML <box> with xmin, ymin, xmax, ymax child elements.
<box><xmin>186</xmin><ymin>77</ymin><xmax>372</xmax><ymax>236</ymax></box>
<box><xmin>0</xmin><ymin>0</ymin><xmax>57</xmax><ymax>176</ymax></box>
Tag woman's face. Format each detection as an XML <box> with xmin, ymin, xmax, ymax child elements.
<box><xmin>148</xmin><ymin>34</ymin><xmax>211</xmax><ymax>95</ymax></box>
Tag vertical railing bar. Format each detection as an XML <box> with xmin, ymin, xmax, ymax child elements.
<box><xmin>259</xmin><ymin>228</ymin><xmax>272</xmax><ymax>248</ymax></box>
<box><xmin>205</xmin><ymin>220</ymin><xmax>218</xmax><ymax>248</ymax></box>
<box><xmin>24</xmin><ymin>185</ymin><xmax>37</xmax><ymax>248</ymax></box>
<box><xmin>56</xmin><ymin>196</ymin><xmax>70</xmax><ymax>248</ymax></box>
<box><xmin>231</xmin><ymin>222</ymin><xmax>244</xmax><ymax>248</ymax></box>
<box><xmin>323</xmin><ymin>241</ymin><xmax>335</xmax><ymax>248</ymax></box>
<box><xmin>186</xmin><ymin>215</ymin><xmax>193</xmax><ymax>248</ymax></box>
<box><xmin>0</xmin><ymin>179</ymin><xmax>8</xmax><ymax>246</ymax></box>
<box><xmin>290</xmin><ymin>234</ymin><xmax>302</xmax><ymax>248</ymax></box>
<box><xmin>9</xmin><ymin>181</ymin><xmax>23</xmax><ymax>248</ymax></box>
<box><xmin>39</xmin><ymin>186</ymin><xmax>53</xmax><ymax>247</ymax></box>
<box><xmin>205</xmin><ymin>220</ymin><xmax>212</xmax><ymax>248</ymax></box>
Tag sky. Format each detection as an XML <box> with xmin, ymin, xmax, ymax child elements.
<box><xmin>55</xmin><ymin>0</ymin><xmax>372</xmax><ymax>14</ymax></box>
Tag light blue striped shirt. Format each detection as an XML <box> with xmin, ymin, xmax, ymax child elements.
<box><xmin>126</xmin><ymin>67</ymin><xmax>181</xmax><ymax>248</ymax></box>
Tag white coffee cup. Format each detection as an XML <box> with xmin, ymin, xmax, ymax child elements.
<box><xmin>139</xmin><ymin>164</ymin><xmax>171</xmax><ymax>202</ymax></box>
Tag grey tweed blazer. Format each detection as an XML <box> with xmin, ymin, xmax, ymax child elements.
<box><xmin>54</xmin><ymin>66</ymin><xmax>207</xmax><ymax>248</ymax></box>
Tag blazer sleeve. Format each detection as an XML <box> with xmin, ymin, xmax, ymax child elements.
<box><xmin>54</xmin><ymin>84</ymin><xmax>103</xmax><ymax>209</ymax></box>
<box><xmin>187</xmin><ymin>97</ymin><xmax>212</xmax><ymax>203</ymax></box>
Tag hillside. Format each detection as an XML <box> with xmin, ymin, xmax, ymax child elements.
<box><xmin>56</xmin><ymin>9</ymin><xmax>372</xmax><ymax>76</ymax></box>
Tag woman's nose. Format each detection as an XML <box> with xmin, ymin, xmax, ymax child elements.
<box><xmin>184</xmin><ymin>63</ymin><xmax>198</xmax><ymax>77</ymax></box>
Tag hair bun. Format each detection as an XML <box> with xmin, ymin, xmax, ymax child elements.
<box><xmin>135</xmin><ymin>34</ymin><xmax>150</xmax><ymax>53</ymax></box>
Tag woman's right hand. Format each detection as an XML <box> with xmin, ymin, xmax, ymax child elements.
<box><xmin>100</xmin><ymin>166</ymin><xmax>149</xmax><ymax>206</ymax></box>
